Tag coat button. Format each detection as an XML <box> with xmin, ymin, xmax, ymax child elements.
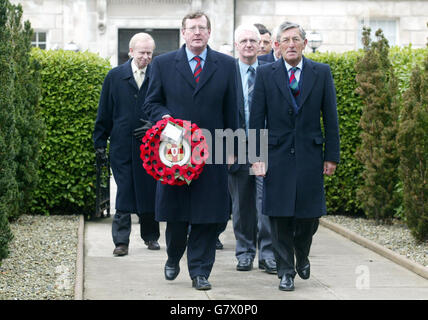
<box><xmin>290</xmin><ymin>148</ymin><xmax>295</xmax><ymax>154</ymax></box>
<box><xmin>134</xmin><ymin>94</ymin><xmax>138</xmax><ymax>99</ymax></box>
<box><xmin>288</xmin><ymin>109</ymin><xmax>293</xmax><ymax>115</ymax></box>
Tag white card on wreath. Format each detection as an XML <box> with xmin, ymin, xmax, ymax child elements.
<box><xmin>161</xmin><ymin>121</ymin><xmax>183</xmax><ymax>144</ymax></box>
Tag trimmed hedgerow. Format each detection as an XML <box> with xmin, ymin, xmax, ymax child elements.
<box><xmin>30</xmin><ymin>48</ymin><xmax>111</xmax><ymax>215</ymax></box>
<box><xmin>306</xmin><ymin>50</ymin><xmax>365</xmax><ymax>215</ymax></box>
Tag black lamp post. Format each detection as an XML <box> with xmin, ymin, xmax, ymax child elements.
<box><xmin>308</xmin><ymin>31</ymin><xmax>322</xmax><ymax>53</ymax></box>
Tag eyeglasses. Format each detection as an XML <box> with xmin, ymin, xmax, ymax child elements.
<box><xmin>280</xmin><ymin>37</ymin><xmax>303</xmax><ymax>45</ymax></box>
<box><xmin>238</xmin><ymin>39</ymin><xmax>259</xmax><ymax>46</ymax></box>
<box><xmin>185</xmin><ymin>26</ymin><xmax>209</xmax><ymax>33</ymax></box>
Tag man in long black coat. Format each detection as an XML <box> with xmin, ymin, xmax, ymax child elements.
<box><xmin>143</xmin><ymin>12</ymin><xmax>238</xmax><ymax>290</ymax></box>
<box><xmin>250</xmin><ymin>22</ymin><xmax>340</xmax><ymax>291</ymax></box>
<box><xmin>93</xmin><ymin>33</ymin><xmax>160</xmax><ymax>256</ymax></box>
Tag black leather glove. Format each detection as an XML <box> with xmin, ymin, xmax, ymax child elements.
<box><xmin>95</xmin><ymin>147</ymin><xmax>107</xmax><ymax>161</ymax></box>
<box><xmin>133</xmin><ymin>119</ymin><xmax>153</xmax><ymax>141</ymax></box>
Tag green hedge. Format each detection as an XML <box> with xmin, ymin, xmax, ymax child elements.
<box><xmin>307</xmin><ymin>45</ymin><xmax>426</xmax><ymax>216</ymax></box>
<box><xmin>30</xmin><ymin>48</ymin><xmax>111</xmax><ymax>216</ymax></box>
<box><xmin>306</xmin><ymin>50</ymin><xmax>365</xmax><ymax>215</ymax></box>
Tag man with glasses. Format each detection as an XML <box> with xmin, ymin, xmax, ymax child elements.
<box><xmin>143</xmin><ymin>11</ymin><xmax>238</xmax><ymax>291</ymax></box>
<box><xmin>229</xmin><ymin>24</ymin><xmax>277</xmax><ymax>275</ymax></box>
<box><xmin>250</xmin><ymin>21</ymin><xmax>340</xmax><ymax>291</ymax></box>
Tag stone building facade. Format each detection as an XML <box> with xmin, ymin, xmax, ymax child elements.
<box><xmin>12</xmin><ymin>0</ymin><xmax>428</xmax><ymax>66</ymax></box>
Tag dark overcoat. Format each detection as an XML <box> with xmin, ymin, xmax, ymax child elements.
<box><xmin>143</xmin><ymin>45</ymin><xmax>238</xmax><ymax>224</ymax></box>
<box><xmin>93</xmin><ymin>59</ymin><xmax>156</xmax><ymax>215</ymax></box>
<box><xmin>258</xmin><ymin>49</ymin><xmax>275</xmax><ymax>63</ymax></box>
<box><xmin>249</xmin><ymin>56</ymin><xmax>340</xmax><ymax>218</ymax></box>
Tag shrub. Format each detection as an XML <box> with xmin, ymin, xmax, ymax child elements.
<box><xmin>354</xmin><ymin>28</ymin><xmax>401</xmax><ymax>222</ymax></box>
<box><xmin>397</xmin><ymin>47</ymin><xmax>428</xmax><ymax>241</ymax></box>
<box><xmin>9</xmin><ymin>4</ymin><xmax>44</xmax><ymax>220</ymax></box>
<box><xmin>307</xmin><ymin>44</ymin><xmax>425</xmax><ymax>217</ymax></box>
<box><xmin>30</xmin><ymin>49</ymin><xmax>111</xmax><ymax>216</ymax></box>
<box><xmin>0</xmin><ymin>0</ymin><xmax>16</xmax><ymax>261</ymax></box>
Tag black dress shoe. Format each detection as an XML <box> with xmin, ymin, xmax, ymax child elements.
<box><xmin>113</xmin><ymin>244</ymin><xmax>128</xmax><ymax>256</ymax></box>
<box><xmin>215</xmin><ymin>238</ymin><xmax>223</xmax><ymax>250</ymax></box>
<box><xmin>297</xmin><ymin>262</ymin><xmax>310</xmax><ymax>280</ymax></box>
<box><xmin>236</xmin><ymin>258</ymin><xmax>253</xmax><ymax>271</ymax></box>
<box><xmin>279</xmin><ymin>274</ymin><xmax>295</xmax><ymax>291</ymax></box>
<box><xmin>164</xmin><ymin>263</ymin><xmax>180</xmax><ymax>280</ymax></box>
<box><xmin>258</xmin><ymin>259</ymin><xmax>277</xmax><ymax>274</ymax></box>
<box><xmin>145</xmin><ymin>240</ymin><xmax>160</xmax><ymax>250</ymax></box>
<box><xmin>192</xmin><ymin>276</ymin><xmax>212</xmax><ymax>290</ymax></box>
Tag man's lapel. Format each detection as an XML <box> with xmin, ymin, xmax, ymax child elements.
<box><xmin>235</xmin><ymin>59</ymin><xmax>245</xmax><ymax>122</ymax></box>
<box><xmin>175</xmin><ymin>45</ymin><xmax>196</xmax><ymax>90</ymax></box>
<box><xmin>194</xmin><ymin>46</ymin><xmax>218</xmax><ymax>96</ymax></box>
<box><xmin>121</xmin><ymin>59</ymin><xmax>139</xmax><ymax>91</ymax></box>
<box><xmin>299</xmin><ymin>56</ymin><xmax>317</xmax><ymax>108</ymax></box>
<box><xmin>272</xmin><ymin>58</ymin><xmax>294</xmax><ymax>108</ymax></box>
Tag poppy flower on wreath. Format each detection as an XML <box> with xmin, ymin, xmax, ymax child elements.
<box><xmin>182</xmin><ymin>166</ymin><xmax>196</xmax><ymax>181</ymax></box>
<box><xmin>139</xmin><ymin>117</ymin><xmax>209</xmax><ymax>186</ymax></box>
<box><xmin>153</xmin><ymin>162</ymin><xmax>166</xmax><ymax>177</ymax></box>
<box><xmin>163</xmin><ymin>172</ymin><xmax>176</xmax><ymax>185</ymax></box>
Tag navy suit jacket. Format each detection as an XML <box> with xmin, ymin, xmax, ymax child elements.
<box><xmin>249</xmin><ymin>56</ymin><xmax>340</xmax><ymax>218</ymax></box>
<box><xmin>258</xmin><ymin>49</ymin><xmax>275</xmax><ymax>63</ymax></box>
<box><xmin>143</xmin><ymin>45</ymin><xmax>238</xmax><ymax>224</ymax></box>
<box><xmin>93</xmin><ymin>60</ymin><xmax>156</xmax><ymax>214</ymax></box>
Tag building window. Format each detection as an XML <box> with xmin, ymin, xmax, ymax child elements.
<box><xmin>118</xmin><ymin>28</ymin><xmax>180</xmax><ymax>65</ymax></box>
<box><xmin>358</xmin><ymin>19</ymin><xmax>397</xmax><ymax>48</ymax></box>
<box><xmin>31</xmin><ymin>31</ymin><xmax>47</xmax><ymax>49</ymax></box>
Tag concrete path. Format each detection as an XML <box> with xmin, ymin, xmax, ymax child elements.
<box><xmin>83</xmin><ymin>179</ymin><xmax>428</xmax><ymax>300</ymax></box>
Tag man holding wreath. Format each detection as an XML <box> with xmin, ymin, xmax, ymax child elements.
<box><xmin>143</xmin><ymin>11</ymin><xmax>238</xmax><ymax>290</ymax></box>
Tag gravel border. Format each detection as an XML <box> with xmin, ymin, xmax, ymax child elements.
<box><xmin>0</xmin><ymin>215</ymin><xmax>80</xmax><ymax>300</ymax></box>
<box><xmin>321</xmin><ymin>215</ymin><xmax>428</xmax><ymax>269</ymax></box>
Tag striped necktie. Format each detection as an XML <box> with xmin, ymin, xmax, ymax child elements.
<box><xmin>247</xmin><ymin>66</ymin><xmax>255</xmax><ymax>107</ymax></box>
<box><xmin>289</xmin><ymin>67</ymin><xmax>300</xmax><ymax>97</ymax></box>
<box><xmin>245</xmin><ymin>66</ymin><xmax>256</xmax><ymax>135</ymax></box>
<box><xmin>193</xmin><ymin>56</ymin><xmax>202</xmax><ymax>83</ymax></box>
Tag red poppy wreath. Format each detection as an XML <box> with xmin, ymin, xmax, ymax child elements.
<box><xmin>139</xmin><ymin>118</ymin><xmax>209</xmax><ymax>186</ymax></box>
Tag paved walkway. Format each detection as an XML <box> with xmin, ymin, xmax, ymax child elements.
<box><xmin>83</xmin><ymin>179</ymin><xmax>428</xmax><ymax>300</ymax></box>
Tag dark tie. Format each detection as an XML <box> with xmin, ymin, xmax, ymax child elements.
<box><xmin>193</xmin><ymin>56</ymin><xmax>202</xmax><ymax>83</ymax></box>
<box><xmin>289</xmin><ymin>67</ymin><xmax>300</xmax><ymax>97</ymax></box>
<box><xmin>245</xmin><ymin>66</ymin><xmax>256</xmax><ymax>134</ymax></box>
<box><xmin>247</xmin><ymin>66</ymin><xmax>255</xmax><ymax>107</ymax></box>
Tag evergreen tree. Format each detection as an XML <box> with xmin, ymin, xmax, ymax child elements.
<box><xmin>396</xmin><ymin>43</ymin><xmax>428</xmax><ymax>241</ymax></box>
<box><xmin>0</xmin><ymin>0</ymin><xmax>16</xmax><ymax>261</ymax></box>
<box><xmin>355</xmin><ymin>27</ymin><xmax>401</xmax><ymax>222</ymax></box>
<box><xmin>9</xmin><ymin>4</ymin><xmax>44</xmax><ymax>219</ymax></box>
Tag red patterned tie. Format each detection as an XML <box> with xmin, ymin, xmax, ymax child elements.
<box><xmin>193</xmin><ymin>56</ymin><xmax>202</xmax><ymax>83</ymax></box>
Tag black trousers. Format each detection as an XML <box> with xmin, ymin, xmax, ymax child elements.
<box><xmin>166</xmin><ymin>222</ymin><xmax>224</xmax><ymax>280</ymax></box>
<box><xmin>269</xmin><ymin>216</ymin><xmax>319</xmax><ymax>278</ymax></box>
<box><xmin>112</xmin><ymin>210</ymin><xmax>160</xmax><ymax>246</ymax></box>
